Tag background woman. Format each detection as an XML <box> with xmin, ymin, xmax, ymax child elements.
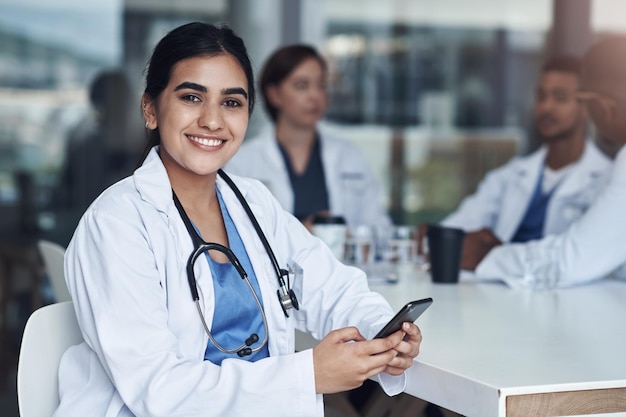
<box><xmin>226</xmin><ymin>44</ymin><xmax>391</xmax><ymax>233</ymax></box>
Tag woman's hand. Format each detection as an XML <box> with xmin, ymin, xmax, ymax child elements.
<box><xmin>381</xmin><ymin>322</ymin><xmax>422</xmax><ymax>376</ymax></box>
<box><xmin>312</xmin><ymin>326</ymin><xmax>404</xmax><ymax>394</ymax></box>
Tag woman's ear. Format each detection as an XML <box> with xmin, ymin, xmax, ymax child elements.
<box><xmin>142</xmin><ymin>94</ymin><xmax>157</xmax><ymax>129</ymax></box>
<box><xmin>265</xmin><ymin>85</ymin><xmax>281</xmax><ymax>108</ymax></box>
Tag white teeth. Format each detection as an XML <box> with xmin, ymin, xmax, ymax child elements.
<box><xmin>188</xmin><ymin>135</ymin><xmax>224</xmax><ymax>147</ymax></box>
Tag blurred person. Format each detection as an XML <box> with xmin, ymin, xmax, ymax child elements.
<box><xmin>418</xmin><ymin>56</ymin><xmax>611</xmax><ymax>255</ymax></box>
<box><xmin>461</xmin><ymin>36</ymin><xmax>626</xmax><ymax>289</ymax></box>
<box><xmin>52</xmin><ymin>70</ymin><xmax>139</xmax><ymax>243</ymax></box>
<box><xmin>225</xmin><ymin>44</ymin><xmax>391</xmax><ymax>233</ymax></box>
<box><xmin>53</xmin><ymin>22</ymin><xmax>422</xmax><ymax>417</ymax></box>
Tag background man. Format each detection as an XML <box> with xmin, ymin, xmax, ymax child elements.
<box><xmin>440</xmin><ymin>56</ymin><xmax>611</xmax><ymax>245</ymax></box>
<box><xmin>463</xmin><ymin>36</ymin><xmax>626</xmax><ymax>289</ymax></box>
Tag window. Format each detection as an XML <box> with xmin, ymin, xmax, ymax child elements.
<box><xmin>318</xmin><ymin>0</ymin><xmax>550</xmax><ymax>224</ymax></box>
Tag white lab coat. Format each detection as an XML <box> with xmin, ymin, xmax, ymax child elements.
<box><xmin>475</xmin><ymin>144</ymin><xmax>626</xmax><ymax>289</ymax></box>
<box><xmin>442</xmin><ymin>139</ymin><xmax>613</xmax><ymax>242</ymax></box>
<box><xmin>54</xmin><ymin>148</ymin><xmax>403</xmax><ymax>417</ymax></box>
<box><xmin>225</xmin><ymin>128</ymin><xmax>392</xmax><ymax>230</ymax></box>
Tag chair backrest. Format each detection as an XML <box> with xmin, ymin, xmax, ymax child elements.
<box><xmin>37</xmin><ymin>240</ymin><xmax>71</xmax><ymax>303</ymax></box>
<box><xmin>17</xmin><ymin>301</ymin><xmax>83</xmax><ymax>417</ymax></box>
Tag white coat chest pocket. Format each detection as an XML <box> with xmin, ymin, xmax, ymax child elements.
<box><xmin>340</xmin><ymin>172</ymin><xmax>367</xmax><ymax>193</ymax></box>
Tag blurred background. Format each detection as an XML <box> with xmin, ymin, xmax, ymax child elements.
<box><xmin>0</xmin><ymin>0</ymin><xmax>625</xmax><ymax>414</ymax></box>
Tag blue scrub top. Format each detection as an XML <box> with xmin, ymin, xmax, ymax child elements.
<box><xmin>511</xmin><ymin>170</ymin><xmax>556</xmax><ymax>243</ymax></box>
<box><xmin>202</xmin><ymin>189</ymin><xmax>270</xmax><ymax>364</ymax></box>
<box><xmin>278</xmin><ymin>134</ymin><xmax>329</xmax><ymax>221</ymax></box>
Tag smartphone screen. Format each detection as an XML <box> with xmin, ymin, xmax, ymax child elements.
<box><xmin>374</xmin><ymin>297</ymin><xmax>433</xmax><ymax>339</ymax></box>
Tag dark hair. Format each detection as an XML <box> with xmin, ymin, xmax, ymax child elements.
<box><xmin>139</xmin><ymin>22</ymin><xmax>255</xmax><ymax>164</ymax></box>
<box><xmin>259</xmin><ymin>44</ymin><xmax>327</xmax><ymax>122</ymax></box>
<box><xmin>542</xmin><ymin>55</ymin><xmax>582</xmax><ymax>77</ymax></box>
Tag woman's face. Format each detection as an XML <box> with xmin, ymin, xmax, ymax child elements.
<box><xmin>268</xmin><ymin>57</ymin><xmax>327</xmax><ymax>129</ymax></box>
<box><xmin>144</xmin><ymin>54</ymin><xmax>250</xmax><ymax>178</ymax></box>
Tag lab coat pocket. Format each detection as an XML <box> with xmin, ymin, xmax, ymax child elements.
<box><xmin>340</xmin><ymin>172</ymin><xmax>367</xmax><ymax>192</ymax></box>
<box><xmin>339</xmin><ymin>172</ymin><xmax>367</xmax><ymax>210</ymax></box>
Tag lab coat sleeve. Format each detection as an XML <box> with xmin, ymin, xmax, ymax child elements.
<box><xmin>65</xmin><ymin>198</ymin><xmax>320</xmax><ymax>417</ymax></box>
<box><xmin>441</xmin><ymin>162</ymin><xmax>511</xmax><ymax>232</ymax></box>
<box><xmin>475</xmin><ymin>149</ymin><xmax>626</xmax><ymax>289</ymax></box>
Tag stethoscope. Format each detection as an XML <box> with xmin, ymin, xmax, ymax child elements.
<box><xmin>173</xmin><ymin>169</ymin><xmax>299</xmax><ymax>357</ymax></box>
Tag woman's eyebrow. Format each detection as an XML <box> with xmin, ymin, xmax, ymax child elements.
<box><xmin>174</xmin><ymin>82</ymin><xmax>207</xmax><ymax>92</ymax></box>
<box><xmin>223</xmin><ymin>87</ymin><xmax>248</xmax><ymax>99</ymax></box>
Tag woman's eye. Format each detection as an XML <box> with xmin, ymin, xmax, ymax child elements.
<box><xmin>294</xmin><ymin>81</ymin><xmax>308</xmax><ymax>90</ymax></box>
<box><xmin>181</xmin><ymin>94</ymin><xmax>201</xmax><ymax>103</ymax></box>
<box><xmin>223</xmin><ymin>99</ymin><xmax>242</xmax><ymax>108</ymax></box>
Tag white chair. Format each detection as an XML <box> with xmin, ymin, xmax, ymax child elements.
<box><xmin>37</xmin><ymin>240</ymin><xmax>71</xmax><ymax>303</ymax></box>
<box><xmin>17</xmin><ymin>301</ymin><xmax>82</xmax><ymax>417</ymax></box>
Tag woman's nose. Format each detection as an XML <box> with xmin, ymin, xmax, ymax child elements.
<box><xmin>199</xmin><ymin>105</ymin><xmax>224</xmax><ymax>130</ymax></box>
<box><xmin>312</xmin><ymin>84</ymin><xmax>326</xmax><ymax>99</ymax></box>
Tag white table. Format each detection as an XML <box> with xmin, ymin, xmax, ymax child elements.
<box><xmin>367</xmin><ymin>272</ymin><xmax>626</xmax><ymax>417</ymax></box>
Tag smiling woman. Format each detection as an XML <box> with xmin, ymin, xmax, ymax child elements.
<box><xmin>52</xmin><ymin>21</ymin><xmax>423</xmax><ymax>417</ymax></box>
<box><xmin>142</xmin><ymin>54</ymin><xmax>250</xmax><ymax>190</ymax></box>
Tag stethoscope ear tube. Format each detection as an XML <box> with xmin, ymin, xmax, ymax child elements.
<box><xmin>186</xmin><ymin>257</ymin><xmax>200</xmax><ymax>301</ymax></box>
<box><xmin>218</xmin><ymin>170</ymin><xmax>300</xmax><ymax>314</ymax></box>
<box><xmin>187</xmin><ymin>242</ymin><xmax>249</xmax><ymax>302</ymax></box>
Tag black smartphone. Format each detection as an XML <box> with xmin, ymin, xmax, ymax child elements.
<box><xmin>374</xmin><ymin>297</ymin><xmax>433</xmax><ymax>339</ymax></box>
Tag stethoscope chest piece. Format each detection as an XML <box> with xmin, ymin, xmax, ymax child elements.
<box><xmin>277</xmin><ymin>288</ymin><xmax>300</xmax><ymax>317</ymax></box>
<box><xmin>276</xmin><ymin>267</ymin><xmax>300</xmax><ymax>317</ymax></box>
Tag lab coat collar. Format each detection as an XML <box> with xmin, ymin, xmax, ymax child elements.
<box><xmin>615</xmin><ymin>142</ymin><xmax>626</xmax><ymax>161</ymax></box>
<box><xmin>134</xmin><ymin>146</ymin><xmax>175</xmax><ymax>216</ymax></box>
<box><xmin>257</xmin><ymin>129</ymin><xmax>293</xmax><ymax>211</ymax></box>
<box><xmin>549</xmin><ymin>139</ymin><xmax>612</xmax><ymax>198</ymax></box>
<box><xmin>510</xmin><ymin>146</ymin><xmax>547</xmax><ymax>192</ymax></box>
<box><xmin>134</xmin><ymin>146</ymin><xmax>261</xmax><ymax>217</ymax></box>
<box><xmin>133</xmin><ymin>147</ymin><xmax>200</xmax><ymax>286</ymax></box>
<box><xmin>510</xmin><ymin>139</ymin><xmax>610</xmax><ymax>196</ymax></box>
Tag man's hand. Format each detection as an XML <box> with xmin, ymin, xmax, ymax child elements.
<box><xmin>461</xmin><ymin>228</ymin><xmax>502</xmax><ymax>271</ymax></box>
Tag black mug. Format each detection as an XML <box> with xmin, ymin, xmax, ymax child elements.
<box><xmin>426</xmin><ymin>224</ymin><xmax>465</xmax><ymax>284</ymax></box>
